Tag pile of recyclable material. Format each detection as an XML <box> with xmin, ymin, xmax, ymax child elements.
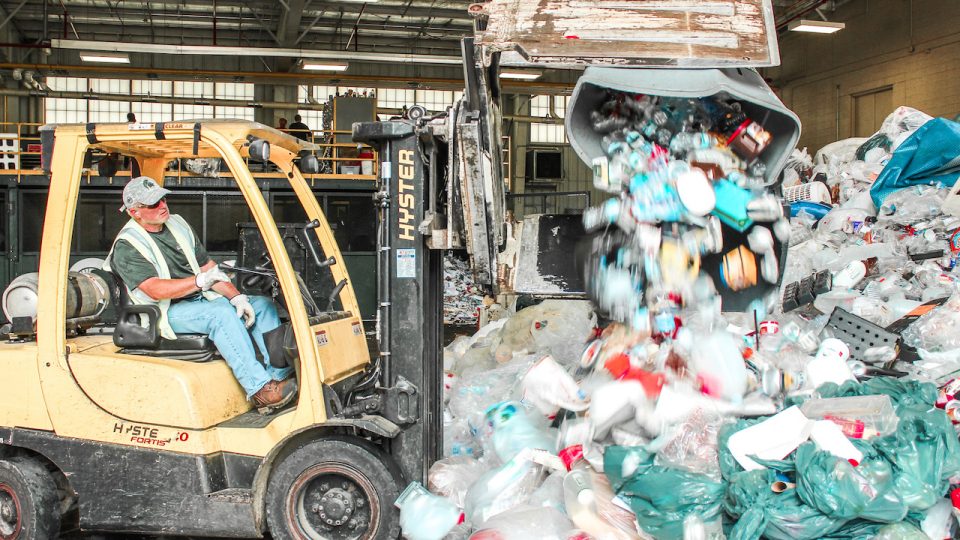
<box><xmin>398</xmin><ymin>103</ymin><xmax>960</xmax><ymax>540</ymax></box>
<box><xmin>444</xmin><ymin>253</ymin><xmax>485</xmax><ymax>325</ymax></box>
<box><xmin>580</xmin><ymin>92</ymin><xmax>790</xmax><ymax>331</ymax></box>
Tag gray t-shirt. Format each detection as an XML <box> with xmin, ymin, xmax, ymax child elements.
<box><xmin>110</xmin><ymin>224</ymin><xmax>211</xmax><ymax>295</ymax></box>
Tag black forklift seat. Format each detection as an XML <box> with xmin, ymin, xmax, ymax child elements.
<box><xmin>90</xmin><ymin>269</ymin><xmax>218</xmax><ymax>362</ymax></box>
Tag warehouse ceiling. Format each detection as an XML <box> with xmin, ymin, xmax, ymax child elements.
<box><xmin>0</xmin><ymin>0</ymin><xmax>840</xmax><ymax>68</ymax></box>
<box><xmin>2</xmin><ymin>0</ymin><xmax>475</xmax><ymax>58</ymax></box>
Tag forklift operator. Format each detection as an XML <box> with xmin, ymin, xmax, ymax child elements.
<box><xmin>104</xmin><ymin>176</ymin><xmax>298</xmax><ymax>410</ymax></box>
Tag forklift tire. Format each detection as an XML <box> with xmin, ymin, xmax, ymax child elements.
<box><xmin>0</xmin><ymin>457</ymin><xmax>61</xmax><ymax>540</ymax></box>
<box><xmin>265</xmin><ymin>438</ymin><xmax>401</xmax><ymax>540</ymax></box>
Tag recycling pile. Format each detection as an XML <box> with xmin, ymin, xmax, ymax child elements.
<box><xmin>396</xmin><ymin>102</ymin><xmax>960</xmax><ymax>540</ymax></box>
<box><xmin>443</xmin><ymin>253</ymin><xmax>485</xmax><ymax>325</ymax></box>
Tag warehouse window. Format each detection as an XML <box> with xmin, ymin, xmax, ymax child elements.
<box><xmin>132</xmin><ymin>80</ymin><xmax>172</xmax><ymax>97</ymax></box>
<box><xmin>215</xmin><ymin>82</ymin><xmax>255</xmax><ymax>120</ymax></box>
<box><xmin>296</xmin><ymin>85</ymin><xmax>324</xmax><ymax>136</ymax></box>
<box><xmin>131</xmin><ymin>80</ymin><xmax>174</xmax><ymax>121</ymax></box>
<box><xmin>415</xmin><ymin>89</ymin><xmax>455</xmax><ymax>112</ymax></box>
<box><xmin>173</xmin><ymin>104</ymin><xmax>214</xmax><ymax>120</ymax></box>
<box><xmin>131</xmin><ymin>102</ymin><xmax>170</xmax><ymax>123</ymax></box>
<box><xmin>174</xmin><ymin>81</ymin><xmax>214</xmax><ymax>99</ymax></box>
<box><xmin>214</xmin><ymin>106</ymin><xmax>255</xmax><ymax>121</ymax></box>
<box><xmin>45</xmin><ymin>77</ymin><xmax>88</xmax><ymax>123</ymax></box>
<box><xmin>88</xmin><ymin>100</ymin><xmax>128</xmax><ymax>123</ymax></box>
<box><xmin>378</xmin><ymin>88</ymin><xmax>416</xmax><ymax>109</ymax></box>
<box><xmin>530</xmin><ymin>95</ymin><xmax>568</xmax><ymax>144</ymax></box>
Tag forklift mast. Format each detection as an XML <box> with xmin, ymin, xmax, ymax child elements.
<box><xmin>353</xmin><ymin>38</ymin><xmax>509</xmax><ymax>484</ymax></box>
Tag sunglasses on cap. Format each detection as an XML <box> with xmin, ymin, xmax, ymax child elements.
<box><xmin>138</xmin><ymin>197</ymin><xmax>167</xmax><ymax>210</ymax></box>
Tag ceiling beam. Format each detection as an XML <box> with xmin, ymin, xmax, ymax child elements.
<box><xmin>239</xmin><ymin>1</ymin><xmax>281</xmax><ymax>45</ymax></box>
<box><xmin>10</xmin><ymin>12</ymin><xmax>473</xmax><ymax>36</ymax></box>
<box><xmin>0</xmin><ymin>61</ymin><xmax>576</xmax><ymax>94</ymax></box>
<box><xmin>278</xmin><ymin>0</ymin><xmax>306</xmax><ymax>47</ymax></box>
<box><xmin>18</xmin><ymin>1</ymin><xmax>473</xmax><ymax>25</ymax></box>
<box><xmin>0</xmin><ymin>0</ymin><xmax>29</xmax><ymax>63</ymax></box>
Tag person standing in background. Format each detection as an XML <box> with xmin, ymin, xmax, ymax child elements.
<box><xmin>288</xmin><ymin>115</ymin><xmax>311</xmax><ymax>142</ymax></box>
<box><xmin>277</xmin><ymin>117</ymin><xmax>288</xmax><ymax>131</ymax></box>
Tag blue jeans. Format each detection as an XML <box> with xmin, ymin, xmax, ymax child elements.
<box><xmin>167</xmin><ymin>295</ymin><xmax>292</xmax><ymax>397</ymax></box>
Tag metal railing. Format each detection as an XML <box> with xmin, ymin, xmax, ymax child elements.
<box><xmin>0</xmin><ymin>123</ymin><xmax>380</xmax><ymax>184</ymax></box>
<box><xmin>507</xmin><ymin>190</ymin><xmax>591</xmax><ymax>219</ymax></box>
<box><xmin>0</xmin><ymin>123</ymin><xmax>518</xmax><ymax>190</ymax></box>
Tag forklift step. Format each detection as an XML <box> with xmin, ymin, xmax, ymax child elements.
<box><xmin>218</xmin><ymin>406</ymin><xmax>295</xmax><ymax>429</ymax></box>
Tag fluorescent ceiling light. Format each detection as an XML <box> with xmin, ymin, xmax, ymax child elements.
<box><xmin>54</xmin><ymin>39</ymin><xmax>463</xmax><ymax>66</ymax></box>
<box><xmin>788</xmin><ymin>19</ymin><xmax>845</xmax><ymax>33</ymax></box>
<box><xmin>500</xmin><ymin>70</ymin><xmax>542</xmax><ymax>81</ymax></box>
<box><xmin>79</xmin><ymin>52</ymin><xmax>130</xmax><ymax>63</ymax></box>
<box><xmin>302</xmin><ymin>62</ymin><xmax>348</xmax><ymax>72</ymax></box>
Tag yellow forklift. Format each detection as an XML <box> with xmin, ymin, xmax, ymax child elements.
<box><xmin>0</xmin><ymin>120</ymin><xmax>417</xmax><ymax>539</ymax></box>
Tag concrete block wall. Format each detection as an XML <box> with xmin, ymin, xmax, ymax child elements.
<box><xmin>768</xmin><ymin>0</ymin><xmax>960</xmax><ymax>155</ymax></box>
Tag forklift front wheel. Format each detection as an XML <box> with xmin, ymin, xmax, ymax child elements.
<box><xmin>0</xmin><ymin>457</ymin><xmax>61</xmax><ymax>540</ymax></box>
<box><xmin>266</xmin><ymin>438</ymin><xmax>401</xmax><ymax>540</ymax></box>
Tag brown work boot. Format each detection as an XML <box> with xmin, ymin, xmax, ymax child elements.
<box><xmin>252</xmin><ymin>378</ymin><xmax>298</xmax><ymax>413</ymax></box>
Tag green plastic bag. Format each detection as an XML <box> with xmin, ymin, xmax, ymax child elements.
<box><xmin>813</xmin><ymin>378</ymin><xmax>939</xmax><ymax>410</ymax></box>
<box><xmin>793</xmin><ymin>441</ymin><xmax>908</xmax><ymax>522</ymax></box>
<box><xmin>873</xmin><ymin>404</ymin><xmax>960</xmax><ymax>511</ymax></box>
<box><xmin>603</xmin><ymin>446</ymin><xmax>725</xmax><ymax>540</ymax></box>
<box><xmin>718</xmin><ymin>421</ymin><xmax>850</xmax><ymax>540</ymax></box>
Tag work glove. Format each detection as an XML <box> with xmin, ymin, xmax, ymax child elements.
<box><xmin>230</xmin><ymin>294</ymin><xmax>256</xmax><ymax>328</ymax></box>
<box><xmin>195</xmin><ymin>265</ymin><xmax>231</xmax><ymax>290</ymax></box>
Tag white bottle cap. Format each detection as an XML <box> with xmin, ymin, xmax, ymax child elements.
<box><xmin>676</xmin><ymin>168</ymin><xmax>716</xmax><ymax>216</ymax></box>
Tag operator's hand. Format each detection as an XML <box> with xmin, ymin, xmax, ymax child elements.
<box><xmin>230</xmin><ymin>294</ymin><xmax>256</xmax><ymax>328</ymax></box>
<box><xmin>196</xmin><ymin>265</ymin><xmax>231</xmax><ymax>291</ymax></box>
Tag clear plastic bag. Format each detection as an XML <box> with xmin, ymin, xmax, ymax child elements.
<box><xmin>469</xmin><ymin>506</ymin><xmax>575</xmax><ymax>540</ymax></box>
<box><xmin>444</xmin><ymin>417</ymin><xmax>481</xmax><ymax>458</ymax></box>
<box><xmin>901</xmin><ymin>294</ymin><xmax>960</xmax><ymax>353</ymax></box>
<box><xmin>655</xmin><ymin>408</ymin><xmax>724</xmax><ymax>479</ymax></box>
<box><xmin>428</xmin><ymin>456</ymin><xmax>489</xmax><ymax>509</ymax></box>
<box><xmin>463</xmin><ymin>451</ymin><xmax>545</xmax><ymax>526</ymax></box>
<box><xmin>447</xmin><ymin>354</ymin><xmax>535</xmax><ymax>422</ymax></box>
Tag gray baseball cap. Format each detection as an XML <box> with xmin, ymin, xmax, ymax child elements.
<box><xmin>120</xmin><ymin>176</ymin><xmax>170</xmax><ymax>212</ymax></box>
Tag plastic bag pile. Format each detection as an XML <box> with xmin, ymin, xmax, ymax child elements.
<box><xmin>396</xmin><ymin>104</ymin><xmax>960</xmax><ymax>540</ymax></box>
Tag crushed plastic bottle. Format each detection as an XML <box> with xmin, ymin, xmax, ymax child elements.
<box><xmin>396</xmin><ymin>481</ymin><xmax>464</xmax><ymax>540</ymax></box>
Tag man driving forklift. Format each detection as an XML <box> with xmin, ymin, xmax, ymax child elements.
<box><xmin>104</xmin><ymin>175</ymin><xmax>298</xmax><ymax>410</ymax></box>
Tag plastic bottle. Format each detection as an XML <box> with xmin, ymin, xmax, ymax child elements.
<box><xmin>806</xmin><ymin>338</ymin><xmax>856</xmax><ymax>389</ymax></box>
<box><xmin>486</xmin><ymin>402</ymin><xmax>555</xmax><ymax>462</ymax></box>
<box><xmin>560</xmin><ymin>445</ymin><xmax>637</xmax><ymax>540</ymax></box>
<box><xmin>395</xmin><ymin>481</ymin><xmax>464</xmax><ymax>540</ymax></box>
<box><xmin>669</xmin><ymin>132</ymin><xmax>718</xmax><ymax>155</ymax></box>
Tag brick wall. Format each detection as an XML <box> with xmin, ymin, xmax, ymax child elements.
<box><xmin>768</xmin><ymin>0</ymin><xmax>960</xmax><ymax>155</ymax></box>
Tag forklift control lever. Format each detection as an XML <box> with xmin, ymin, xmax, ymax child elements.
<box><xmin>327</xmin><ymin>279</ymin><xmax>347</xmax><ymax>311</ymax></box>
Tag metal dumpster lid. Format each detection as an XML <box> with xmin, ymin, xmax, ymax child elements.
<box><xmin>471</xmin><ymin>0</ymin><xmax>781</xmax><ymax>68</ymax></box>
